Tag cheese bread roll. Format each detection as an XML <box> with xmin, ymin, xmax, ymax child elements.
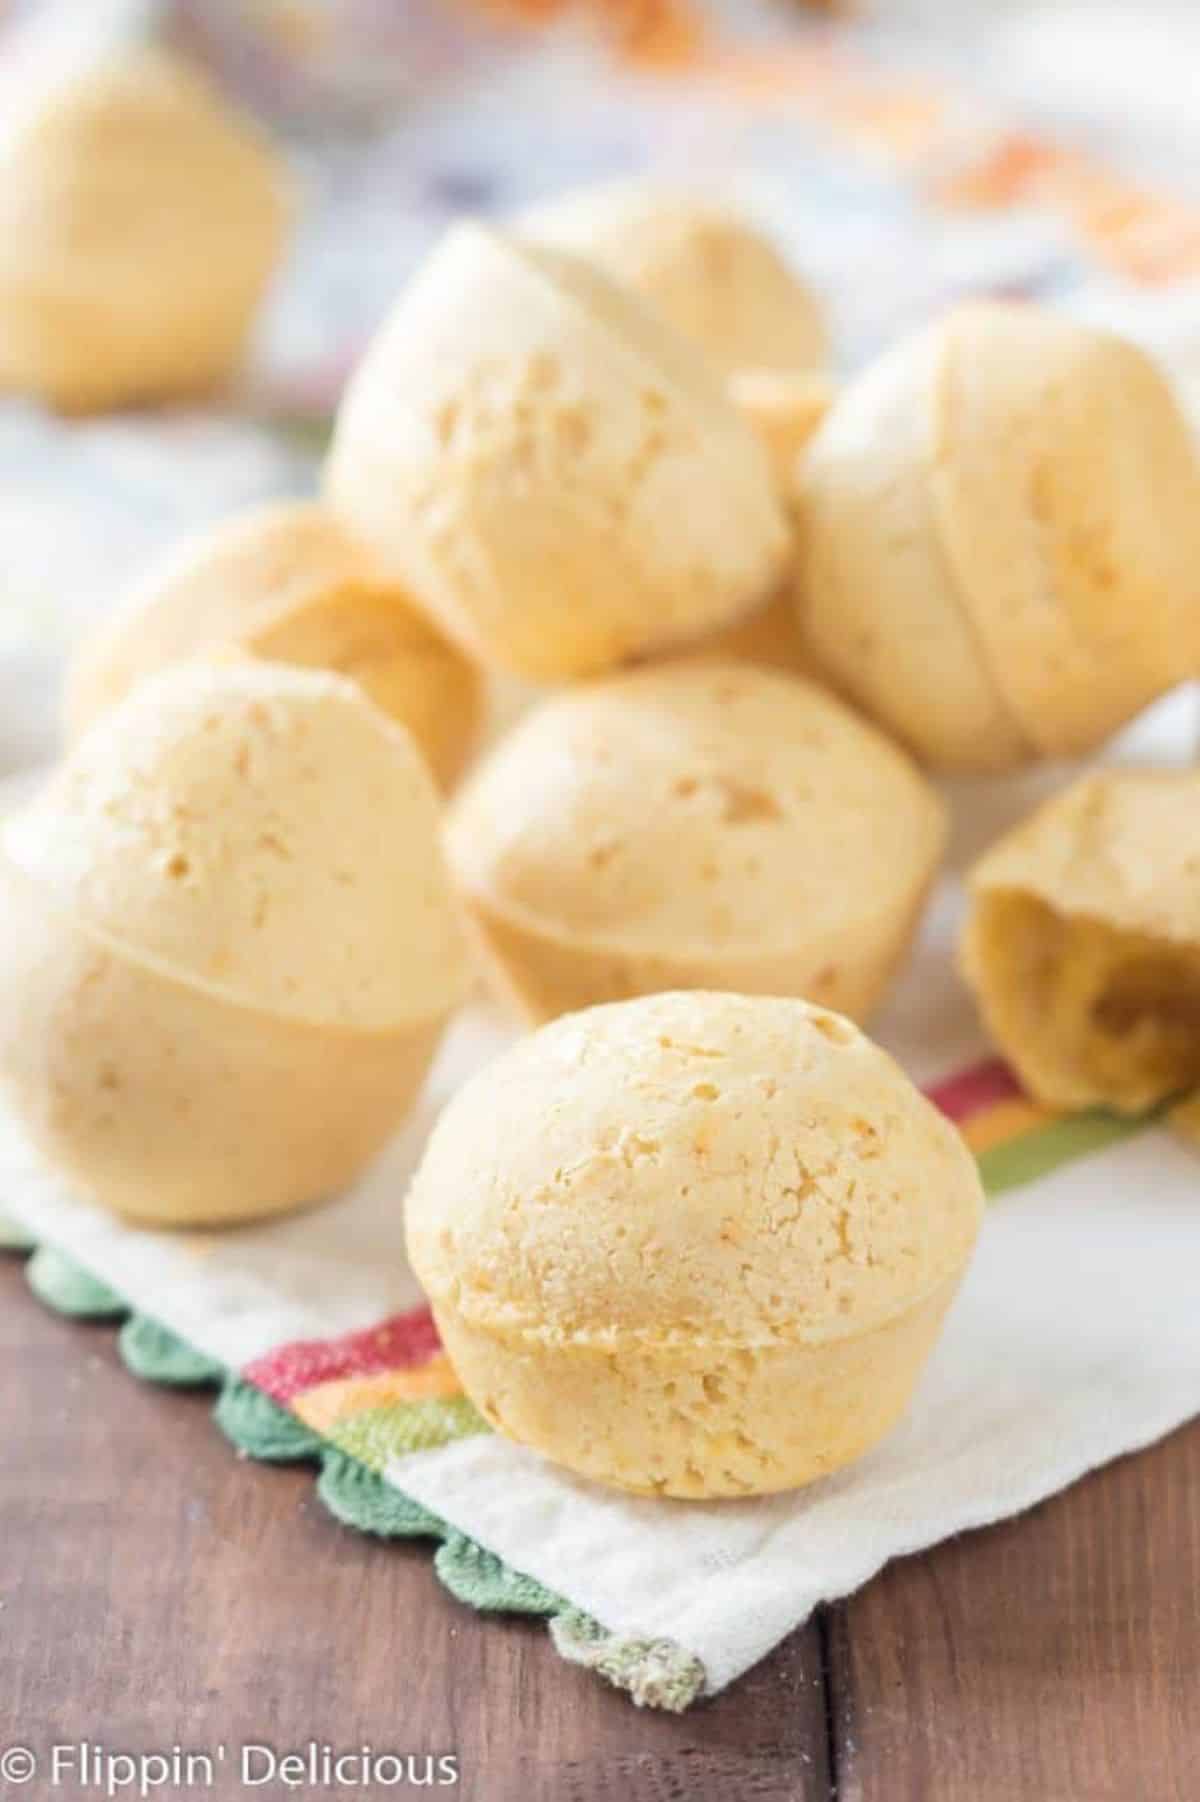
<box><xmin>448</xmin><ymin>660</ymin><xmax>944</xmax><ymax>1024</ymax></box>
<box><xmin>797</xmin><ymin>305</ymin><xmax>1200</xmax><ymax>772</ymax></box>
<box><xmin>0</xmin><ymin>47</ymin><xmax>286</xmax><ymax>412</ymax></box>
<box><xmin>326</xmin><ymin>223</ymin><xmax>788</xmax><ymax>681</ymax></box>
<box><xmin>963</xmin><ymin>769</ymin><xmax>1200</xmax><ymax>1114</ymax></box>
<box><xmin>0</xmin><ymin>664</ymin><xmax>468</xmax><ymax>1225</ymax></box>
<box><xmin>66</xmin><ymin>502</ymin><xmax>483</xmax><ymax>789</ymax></box>
<box><xmin>407</xmin><ymin>990</ymin><xmax>983</xmax><ymax>1497</ymax></box>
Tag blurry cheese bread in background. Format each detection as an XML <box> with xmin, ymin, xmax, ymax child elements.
<box><xmin>0</xmin><ymin>663</ymin><xmax>468</xmax><ymax>1226</ymax></box>
<box><xmin>65</xmin><ymin>502</ymin><xmax>483</xmax><ymax>790</ymax></box>
<box><xmin>797</xmin><ymin>303</ymin><xmax>1200</xmax><ymax>772</ymax></box>
<box><xmin>520</xmin><ymin>182</ymin><xmax>828</xmax><ymax>381</ymax></box>
<box><xmin>0</xmin><ymin>45</ymin><xmax>287</xmax><ymax>413</ymax></box>
<box><xmin>326</xmin><ymin>222</ymin><xmax>789</xmax><ymax>681</ymax></box>
<box><xmin>447</xmin><ymin>659</ymin><xmax>945</xmax><ymax>1025</ymax></box>
<box><xmin>963</xmin><ymin>770</ymin><xmax>1200</xmax><ymax>1116</ymax></box>
<box><xmin>406</xmin><ymin>989</ymin><xmax>984</xmax><ymax>1498</ymax></box>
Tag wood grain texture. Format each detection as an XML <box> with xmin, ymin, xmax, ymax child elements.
<box><xmin>828</xmin><ymin>1420</ymin><xmax>1200</xmax><ymax>1802</ymax></box>
<box><xmin>0</xmin><ymin>1256</ymin><xmax>830</xmax><ymax>1802</ymax></box>
<box><xmin>5</xmin><ymin>1248</ymin><xmax>1198</xmax><ymax>1801</ymax></box>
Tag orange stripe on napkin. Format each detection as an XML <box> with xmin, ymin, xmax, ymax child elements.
<box><xmin>292</xmin><ymin>1356</ymin><xmax>463</xmax><ymax>1433</ymax></box>
<box><xmin>961</xmin><ymin>1097</ymin><xmax>1058</xmax><ymax>1156</ymax></box>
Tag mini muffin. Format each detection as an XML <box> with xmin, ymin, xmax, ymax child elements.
<box><xmin>66</xmin><ymin>502</ymin><xmax>483</xmax><ymax>789</ymax></box>
<box><xmin>521</xmin><ymin>183</ymin><xmax>828</xmax><ymax>381</ymax></box>
<box><xmin>0</xmin><ymin>663</ymin><xmax>468</xmax><ymax>1226</ymax></box>
<box><xmin>406</xmin><ymin>990</ymin><xmax>984</xmax><ymax>1498</ymax></box>
<box><xmin>325</xmin><ymin>223</ymin><xmax>788</xmax><ymax>681</ymax></box>
<box><xmin>447</xmin><ymin>660</ymin><xmax>945</xmax><ymax>1024</ymax></box>
<box><xmin>963</xmin><ymin>769</ymin><xmax>1200</xmax><ymax>1114</ymax></box>
<box><xmin>0</xmin><ymin>46</ymin><xmax>286</xmax><ymax>412</ymax></box>
<box><xmin>797</xmin><ymin>304</ymin><xmax>1200</xmax><ymax>772</ymax></box>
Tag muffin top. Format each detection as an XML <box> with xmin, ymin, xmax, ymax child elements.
<box><xmin>521</xmin><ymin>182</ymin><xmax>828</xmax><ymax>379</ymax></box>
<box><xmin>7</xmin><ymin>662</ymin><xmax>468</xmax><ymax>1030</ymax></box>
<box><xmin>406</xmin><ymin>990</ymin><xmax>983</xmax><ymax>1346</ymax></box>
<box><xmin>970</xmin><ymin>769</ymin><xmax>1200</xmax><ymax>943</ymax></box>
<box><xmin>448</xmin><ymin>660</ymin><xmax>945</xmax><ymax>959</ymax></box>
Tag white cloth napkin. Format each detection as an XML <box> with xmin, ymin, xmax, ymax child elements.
<box><xmin>391</xmin><ymin>1127</ymin><xmax>1200</xmax><ymax>1693</ymax></box>
<box><xmin>4</xmin><ymin>690</ymin><xmax>1199</xmax><ymax>1701</ymax></box>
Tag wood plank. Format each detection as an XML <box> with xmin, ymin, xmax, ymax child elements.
<box><xmin>0</xmin><ymin>1256</ymin><xmax>832</xmax><ymax>1802</ymax></box>
<box><xmin>828</xmin><ymin>1420</ymin><xmax>1200</xmax><ymax>1802</ymax></box>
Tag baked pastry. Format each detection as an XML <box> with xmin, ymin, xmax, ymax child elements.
<box><xmin>0</xmin><ymin>45</ymin><xmax>286</xmax><ymax>412</ymax></box>
<box><xmin>0</xmin><ymin>663</ymin><xmax>468</xmax><ymax>1225</ymax></box>
<box><xmin>520</xmin><ymin>183</ymin><xmax>828</xmax><ymax>381</ymax></box>
<box><xmin>727</xmin><ymin>367</ymin><xmax>834</xmax><ymax>492</ymax></box>
<box><xmin>406</xmin><ymin>989</ymin><xmax>984</xmax><ymax>1497</ymax></box>
<box><xmin>447</xmin><ymin>660</ymin><xmax>945</xmax><ymax>1024</ymax></box>
<box><xmin>65</xmin><ymin>501</ymin><xmax>483</xmax><ymax>789</ymax></box>
<box><xmin>962</xmin><ymin>769</ymin><xmax>1200</xmax><ymax>1114</ymax></box>
<box><xmin>797</xmin><ymin>303</ymin><xmax>1200</xmax><ymax>772</ymax></box>
<box><xmin>325</xmin><ymin>222</ymin><xmax>788</xmax><ymax>680</ymax></box>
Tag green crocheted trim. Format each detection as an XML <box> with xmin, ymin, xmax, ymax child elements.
<box><xmin>317</xmin><ymin>1448</ymin><xmax>447</xmax><ymax>1539</ymax></box>
<box><xmin>26</xmin><ymin>1244</ymin><xmax>126</xmax><ymax>1318</ymax></box>
<box><xmin>550</xmin><ymin>1611</ymin><xmax>706</xmax><ymax>1712</ymax></box>
<box><xmin>436</xmin><ymin>1532</ymin><xmax>567</xmax><ymax>1616</ymax></box>
<box><xmin>215</xmin><ymin>1378</ymin><xmax>328</xmax><ymax>1462</ymax></box>
<box><xmin>13</xmin><ymin>1236</ymin><xmax>709</xmax><ymax>1710</ymax></box>
<box><xmin>119</xmin><ymin>1314</ymin><xmax>227</xmax><ymax>1387</ymax></box>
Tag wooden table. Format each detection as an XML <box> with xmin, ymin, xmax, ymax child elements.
<box><xmin>3</xmin><ymin>1253</ymin><xmax>1197</xmax><ymax>1802</ymax></box>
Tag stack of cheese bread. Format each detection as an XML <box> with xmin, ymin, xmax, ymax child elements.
<box><xmin>4</xmin><ymin>156</ymin><xmax>1198</xmax><ymax>1498</ymax></box>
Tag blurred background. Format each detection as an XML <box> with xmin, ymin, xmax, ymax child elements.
<box><xmin>2</xmin><ymin>0</ymin><xmax>1199</xmax><ymax>767</ymax></box>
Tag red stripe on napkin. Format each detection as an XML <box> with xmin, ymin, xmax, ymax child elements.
<box><xmin>245</xmin><ymin>1306</ymin><xmax>442</xmax><ymax>1403</ymax></box>
<box><xmin>926</xmin><ymin>1058</ymin><xmax>1022</xmax><ymax>1124</ymax></box>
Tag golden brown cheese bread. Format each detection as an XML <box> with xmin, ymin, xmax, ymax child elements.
<box><xmin>0</xmin><ymin>663</ymin><xmax>469</xmax><ymax>1226</ymax></box>
<box><xmin>447</xmin><ymin>660</ymin><xmax>945</xmax><ymax>1024</ymax></box>
<box><xmin>0</xmin><ymin>46</ymin><xmax>286</xmax><ymax>412</ymax></box>
<box><xmin>406</xmin><ymin>990</ymin><xmax>984</xmax><ymax>1498</ymax></box>
<box><xmin>66</xmin><ymin>502</ymin><xmax>483</xmax><ymax>789</ymax></box>
<box><xmin>797</xmin><ymin>304</ymin><xmax>1200</xmax><ymax>772</ymax></box>
<box><xmin>962</xmin><ymin>769</ymin><xmax>1200</xmax><ymax>1113</ymax></box>
<box><xmin>325</xmin><ymin>223</ymin><xmax>789</xmax><ymax>681</ymax></box>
